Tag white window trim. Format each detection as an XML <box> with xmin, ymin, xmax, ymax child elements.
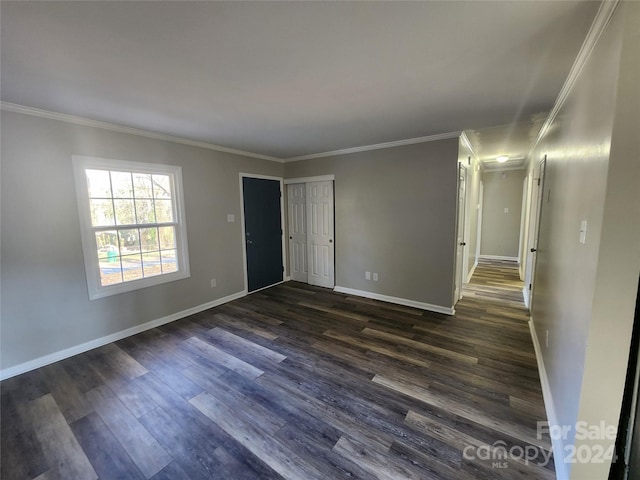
<box><xmin>72</xmin><ymin>155</ymin><xmax>190</xmax><ymax>300</ymax></box>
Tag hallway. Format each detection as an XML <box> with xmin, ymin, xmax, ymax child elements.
<box><xmin>463</xmin><ymin>258</ymin><xmax>528</xmax><ymax>310</ymax></box>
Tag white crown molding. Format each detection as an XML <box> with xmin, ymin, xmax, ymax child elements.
<box><xmin>2</xmin><ymin>102</ymin><xmax>464</xmax><ymax>164</ymax></box>
<box><xmin>482</xmin><ymin>165</ymin><xmax>527</xmax><ymax>173</ymax></box>
<box><xmin>284</xmin><ymin>174</ymin><xmax>335</xmax><ymax>184</ymax></box>
<box><xmin>531</xmin><ymin>0</ymin><xmax>620</xmax><ymax>152</ymax></box>
<box><xmin>0</xmin><ymin>102</ymin><xmax>284</xmax><ymax>163</ymax></box>
<box><xmin>285</xmin><ymin>131</ymin><xmax>462</xmax><ymax>163</ymax></box>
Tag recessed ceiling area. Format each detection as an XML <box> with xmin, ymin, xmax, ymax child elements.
<box><xmin>0</xmin><ymin>1</ymin><xmax>600</xmax><ymax>160</ymax></box>
<box><xmin>465</xmin><ymin>114</ymin><xmax>548</xmax><ymax>171</ymax></box>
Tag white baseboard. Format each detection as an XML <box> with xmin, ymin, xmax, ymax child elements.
<box><xmin>0</xmin><ymin>290</ymin><xmax>246</xmax><ymax>381</ymax></box>
<box><xmin>479</xmin><ymin>255</ymin><xmax>519</xmax><ymax>262</ymax></box>
<box><xmin>529</xmin><ymin>319</ymin><xmax>568</xmax><ymax>480</ymax></box>
<box><xmin>285</xmin><ymin>276</ymin><xmax>291</xmax><ymax>282</ymax></box>
<box><xmin>333</xmin><ymin>286</ymin><xmax>455</xmax><ymax>315</ymax></box>
<box><xmin>466</xmin><ymin>260</ymin><xmax>478</xmax><ymax>283</ymax></box>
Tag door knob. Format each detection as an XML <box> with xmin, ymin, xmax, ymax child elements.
<box><xmin>531</xmin><ymin>248</ymin><xmax>537</xmax><ymax>252</ymax></box>
<box><xmin>289</xmin><ymin>236</ymin><xmax>293</xmax><ymax>240</ymax></box>
<box><xmin>329</xmin><ymin>239</ymin><xmax>333</xmax><ymax>243</ymax></box>
<box><xmin>460</xmin><ymin>242</ymin><xmax>466</xmax><ymax>246</ymax></box>
<box><xmin>247</xmin><ymin>240</ymin><xmax>253</xmax><ymax>244</ymax></box>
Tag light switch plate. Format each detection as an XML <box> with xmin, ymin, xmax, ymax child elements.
<box><xmin>579</xmin><ymin>220</ymin><xmax>587</xmax><ymax>244</ymax></box>
<box><xmin>227</xmin><ymin>214</ymin><xmax>235</xmax><ymax>223</ymax></box>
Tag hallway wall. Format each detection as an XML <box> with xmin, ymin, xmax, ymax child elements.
<box><xmin>479</xmin><ymin>169</ymin><xmax>525</xmax><ymax>259</ymax></box>
<box><xmin>526</xmin><ymin>2</ymin><xmax>640</xmax><ymax>478</ymax></box>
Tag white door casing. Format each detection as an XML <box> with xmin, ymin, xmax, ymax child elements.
<box><xmin>306</xmin><ymin>181</ymin><xmax>335</xmax><ymax>288</ymax></box>
<box><xmin>455</xmin><ymin>164</ymin><xmax>468</xmax><ymax>302</ymax></box>
<box><xmin>525</xmin><ymin>156</ymin><xmax>547</xmax><ymax>308</ymax></box>
<box><xmin>476</xmin><ymin>181</ymin><xmax>484</xmax><ymax>264</ymax></box>
<box><xmin>518</xmin><ymin>176</ymin><xmax>530</xmax><ymax>280</ymax></box>
<box><xmin>287</xmin><ymin>183</ymin><xmax>307</xmax><ymax>282</ymax></box>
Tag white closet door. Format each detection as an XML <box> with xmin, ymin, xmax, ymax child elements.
<box><xmin>306</xmin><ymin>181</ymin><xmax>334</xmax><ymax>288</ymax></box>
<box><xmin>287</xmin><ymin>183</ymin><xmax>307</xmax><ymax>282</ymax></box>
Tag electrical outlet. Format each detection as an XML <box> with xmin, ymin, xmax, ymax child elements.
<box><xmin>211</xmin><ymin>278</ymin><xmax>217</xmax><ymax>288</ymax></box>
<box><xmin>545</xmin><ymin>330</ymin><xmax>549</xmax><ymax>348</ymax></box>
<box><xmin>373</xmin><ymin>273</ymin><xmax>379</xmax><ymax>281</ymax></box>
<box><xmin>365</xmin><ymin>271</ymin><xmax>371</xmax><ymax>280</ymax></box>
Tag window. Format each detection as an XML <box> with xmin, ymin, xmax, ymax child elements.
<box><xmin>73</xmin><ymin>156</ymin><xmax>190</xmax><ymax>299</ymax></box>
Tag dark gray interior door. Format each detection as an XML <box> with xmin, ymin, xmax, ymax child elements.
<box><xmin>242</xmin><ymin>177</ymin><xmax>283</xmax><ymax>292</ymax></box>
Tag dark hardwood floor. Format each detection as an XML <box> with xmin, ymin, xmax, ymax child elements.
<box><xmin>1</xmin><ymin>262</ymin><xmax>554</xmax><ymax>479</ymax></box>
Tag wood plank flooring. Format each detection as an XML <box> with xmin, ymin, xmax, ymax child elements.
<box><xmin>464</xmin><ymin>258</ymin><xmax>529</xmax><ymax>310</ymax></box>
<box><xmin>1</xmin><ymin>261</ymin><xmax>554</xmax><ymax>479</ymax></box>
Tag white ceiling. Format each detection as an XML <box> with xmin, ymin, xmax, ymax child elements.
<box><xmin>1</xmin><ymin>1</ymin><xmax>600</xmax><ymax>160</ymax></box>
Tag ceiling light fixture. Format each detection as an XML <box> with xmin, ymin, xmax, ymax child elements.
<box><xmin>496</xmin><ymin>155</ymin><xmax>509</xmax><ymax>163</ymax></box>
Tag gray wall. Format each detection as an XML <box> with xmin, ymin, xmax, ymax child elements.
<box><xmin>1</xmin><ymin>111</ymin><xmax>283</xmax><ymax>371</ymax></box>
<box><xmin>284</xmin><ymin>139</ymin><xmax>459</xmax><ymax>309</ymax></box>
<box><xmin>480</xmin><ymin>169</ymin><xmax>525</xmax><ymax>258</ymax></box>
<box><xmin>528</xmin><ymin>3</ymin><xmax>640</xmax><ymax>478</ymax></box>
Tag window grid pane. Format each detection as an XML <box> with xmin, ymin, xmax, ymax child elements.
<box><xmin>140</xmin><ymin>227</ymin><xmax>159</xmax><ymax>252</ymax></box>
<box><xmin>110</xmin><ymin>171</ymin><xmax>133</xmax><ymax>198</ymax></box>
<box><xmin>114</xmin><ymin>199</ymin><xmax>135</xmax><ymax>225</ymax></box>
<box><xmin>160</xmin><ymin>249</ymin><xmax>178</xmax><ymax>274</ymax></box>
<box><xmin>133</xmin><ymin>173</ymin><xmax>153</xmax><ymax>199</ymax></box>
<box><xmin>158</xmin><ymin>226</ymin><xmax>176</xmax><ymax>250</ymax></box>
<box><xmin>87</xmin><ymin>168</ymin><xmax>180</xmax><ymax>287</ymax></box>
<box><xmin>121</xmin><ymin>253</ymin><xmax>143</xmax><ymax>282</ymax></box>
<box><xmin>152</xmin><ymin>175</ymin><xmax>172</xmax><ymax>199</ymax></box>
<box><xmin>86</xmin><ymin>169</ymin><xmax>112</xmax><ymax>198</ymax></box>
<box><xmin>99</xmin><ymin>254</ymin><xmax>124</xmax><ymax>286</ymax></box>
<box><xmin>90</xmin><ymin>199</ymin><xmax>115</xmax><ymax>227</ymax></box>
<box><xmin>154</xmin><ymin>199</ymin><xmax>173</xmax><ymax>223</ymax></box>
<box><xmin>142</xmin><ymin>251</ymin><xmax>162</xmax><ymax>278</ymax></box>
